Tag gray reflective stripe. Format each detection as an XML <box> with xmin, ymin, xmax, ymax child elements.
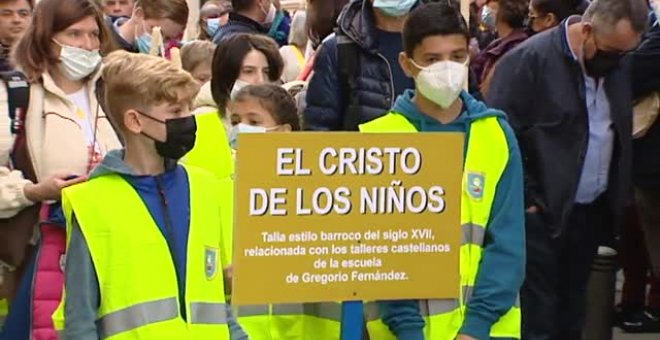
<box><xmin>272</xmin><ymin>303</ymin><xmax>304</xmax><ymax>315</ymax></box>
<box><xmin>364</xmin><ymin>302</ymin><xmax>380</xmax><ymax>322</ymax></box>
<box><xmin>237</xmin><ymin>303</ymin><xmax>341</xmax><ymax>320</ymax></box>
<box><xmin>237</xmin><ymin>305</ymin><xmax>269</xmax><ymax>317</ymax></box>
<box><xmin>190</xmin><ymin>302</ymin><xmax>228</xmax><ymax>324</ymax></box>
<box><xmin>462</xmin><ymin>223</ymin><xmax>486</xmax><ymax>246</ymax></box>
<box><xmin>420</xmin><ymin>299</ymin><xmax>459</xmax><ymax>315</ymax></box>
<box><xmin>514</xmin><ymin>295</ymin><xmax>521</xmax><ymax>308</ymax></box>
<box><xmin>303</xmin><ymin>302</ymin><xmax>342</xmax><ymax>321</ymax></box>
<box><xmin>100</xmin><ymin>297</ymin><xmax>178</xmax><ymax>339</ymax></box>
<box><xmin>463</xmin><ymin>285</ymin><xmax>474</xmax><ymax>303</ymax></box>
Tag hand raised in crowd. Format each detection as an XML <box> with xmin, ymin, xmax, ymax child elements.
<box><xmin>456</xmin><ymin>334</ymin><xmax>477</xmax><ymax>340</ymax></box>
<box><xmin>23</xmin><ymin>173</ymin><xmax>88</xmax><ymax>202</ymax></box>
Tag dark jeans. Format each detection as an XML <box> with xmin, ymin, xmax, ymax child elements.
<box><xmin>521</xmin><ymin>198</ymin><xmax>608</xmax><ymax>340</ymax></box>
<box><xmin>636</xmin><ymin>187</ymin><xmax>660</xmax><ymax>279</ymax></box>
<box><xmin>0</xmin><ymin>252</ymin><xmax>35</xmax><ymax>340</ymax></box>
<box><xmin>620</xmin><ymin>205</ymin><xmax>660</xmax><ymax>310</ymax></box>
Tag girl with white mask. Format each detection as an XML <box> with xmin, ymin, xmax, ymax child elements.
<box><xmin>183</xmin><ymin>33</ymin><xmax>283</xmax><ymax>181</ymax></box>
<box><xmin>0</xmin><ymin>0</ymin><xmax>120</xmax><ymax>338</ymax></box>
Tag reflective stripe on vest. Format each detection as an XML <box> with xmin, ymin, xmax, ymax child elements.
<box><xmin>60</xmin><ymin>164</ymin><xmax>231</xmax><ymax>340</ymax></box>
<box><xmin>359</xmin><ymin>113</ymin><xmax>521</xmax><ymax>340</ymax></box>
<box><xmin>237</xmin><ymin>302</ymin><xmax>342</xmax><ymax>340</ymax></box>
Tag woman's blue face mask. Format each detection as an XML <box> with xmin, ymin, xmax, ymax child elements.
<box><xmin>207</xmin><ymin>18</ymin><xmax>221</xmax><ymax>37</ymax></box>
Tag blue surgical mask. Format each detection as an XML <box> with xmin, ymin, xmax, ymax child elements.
<box><xmin>207</xmin><ymin>18</ymin><xmax>221</xmax><ymax>37</ymax></box>
<box><xmin>481</xmin><ymin>6</ymin><xmax>497</xmax><ymax>31</ymax></box>
<box><xmin>372</xmin><ymin>0</ymin><xmax>417</xmax><ymax>17</ymax></box>
<box><xmin>136</xmin><ymin>33</ymin><xmax>152</xmax><ymax>54</ymax></box>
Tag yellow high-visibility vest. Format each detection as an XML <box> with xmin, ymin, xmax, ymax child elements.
<box><xmin>184</xmin><ymin>111</ymin><xmax>234</xmax><ymax>179</ymax></box>
<box><xmin>360</xmin><ymin>112</ymin><xmax>521</xmax><ymax>340</ymax></box>
<box><xmin>183</xmin><ymin>111</ymin><xmax>234</xmax><ymax>264</ymax></box>
<box><xmin>236</xmin><ymin>302</ymin><xmax>342</xmax><ymax>340</ymax></box>
<box><xmin>0</xmin><ymin>298</ymin><xmax>7</xmax><ymax>328</ymax></box>
<box><xmin>54</xmin><ymin>164</ymin><xmax>231</xmax><ymax>340</ymax></box>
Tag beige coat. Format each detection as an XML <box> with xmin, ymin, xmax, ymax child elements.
<box><xmin>0</xmin><ymin>70</ymin><xmax>120</xmax><ymax>218</ymax></box>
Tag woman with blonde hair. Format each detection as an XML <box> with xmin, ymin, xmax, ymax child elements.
<box><xmin>279</xmin><ymin>10</ymin><xmax>307</xmax><ymax>83</ymax></box>
<box><xmin>181</xmin><ymin>40</ymin><xmax>216</xmax><ymax>84</ymax></box>
<box><xmin>0</xmin><ymin>0</ymin><xmax>120</xmax><ymax>338</ymax></box>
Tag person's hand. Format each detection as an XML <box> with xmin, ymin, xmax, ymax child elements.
<box><xmin>456</xmin><ymin>334</ymin><xmax>478</xmax><ymax>340</ymax></box>
<box><xmin>526</xmin><ymin>206</ymin><xmax>539</xmax><ymax>214</ymax></box>
<box><xmin>223</xmin><ymin>265</ymin><xmax>233</xmax><ymax>294</ymax></box>
<box><xmin>23</xmin><ymin>173</ymin><xmax>87</xmax><ymax>202</ymax></box>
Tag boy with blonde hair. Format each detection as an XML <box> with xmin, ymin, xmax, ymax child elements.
<box><xmin>58</xmin><ymin>51</ymin><xmax>247</xmax><ymax>339</ymax></box>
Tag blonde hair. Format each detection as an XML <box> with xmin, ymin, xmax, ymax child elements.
<box><xmin>102</xmin><ymin>50</ymin><xmax>200</xmax><ymax>132</ymax></box>
<box><xmin>288</xmin><ymin>10</ymin><xmax>307</xmax><ymax>48</ymax></box>
<box><xmin>181</xmin><ymin>40</ymin><xmax>216</xmax><ymax>74</ymax></box>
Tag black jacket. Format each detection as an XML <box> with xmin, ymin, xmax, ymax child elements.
<box><xmin>487</xmin><ymin>21</ymin><xmax>632</xmax><ymax>236</ymax></box>
<box><xmin>631</xmin><ymin>20</ymin><xmax>660</xmax><ymax>188</ymax></box>
<box><xmin>304</xmin><ymin>0</ymin><xmax>397</xmax><ymax>131</ymax></box>
<box><xmin>212</xmin><ymin>13</ymin><xmax>267</xmax><ymax>44</ymax></box>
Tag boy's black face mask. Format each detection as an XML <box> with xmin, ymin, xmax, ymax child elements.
<box><xmin>136</xmin><ymin>111</ymin><xmax>197</xmax><ymax>161</ymax></box>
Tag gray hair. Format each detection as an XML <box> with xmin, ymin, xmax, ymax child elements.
<box><xmin>583</xmin><ymin>0</ymin><xmax>648</xmax><ymax>34</ymax></box>
<box><xmin>288</xmin><ymin>10</ymin><xmax>308</xmax><ymax>48</ymax></box>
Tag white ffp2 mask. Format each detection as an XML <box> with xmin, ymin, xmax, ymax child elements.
<box><xmin>411</xmin><ymin>59</ymin><xmax>467</xmax><ymax>109</ymax></box>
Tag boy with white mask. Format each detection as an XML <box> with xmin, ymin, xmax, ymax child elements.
<box><xmin>360</xmin><ymin>3</ymin><xmax>525</xmax><ymax>340</ymax></box>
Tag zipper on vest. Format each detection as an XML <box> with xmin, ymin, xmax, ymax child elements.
<box><xmin>154</xmin><ymin>175</ymin><xmax>186</xmax><ymax>320</ymax></box>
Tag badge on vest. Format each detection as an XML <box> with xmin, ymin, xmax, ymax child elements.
<box><xmin>205</xmin><ymin>247</ymin><xmax>218</xmax><ymax>280</ymax></box>
<box><xmin>467</xmin><ymin>172</ymin><xmax>485</xmax><ymax>201</ymax></box>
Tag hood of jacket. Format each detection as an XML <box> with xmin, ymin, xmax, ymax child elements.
<box><xmin>392</xmin><ymin>89</ymin><xmax>506</xmax><ymax>131</ymax></box>
<box><xmin>90</xmin><ymin>149</ymin><xmax>138</xmax><ymax>179</ymax></box>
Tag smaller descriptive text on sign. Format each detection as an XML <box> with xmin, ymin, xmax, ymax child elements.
<box><xmin>232</xmin><ymin>133</ymin><xmax>464</xmax><ymax>305</ymax></box>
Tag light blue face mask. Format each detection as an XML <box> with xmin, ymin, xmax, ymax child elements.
<box><xmin>136</xmin><ymin>33</ymin><xmax>152</xmax><ymax>54</ymax></box>
<box><xmin>481</xmin><ymin>6</ymin><xmax>496</xmax><ymax>30</ymax></box>
<box><xmin>207</xmin><ymin>18</ymin><xmax>221</xmax><ymax>37</ymax></box>
<box><xmin>372</xmin><ymin>0</ymin><xmax>417</xmax><ymax>17</ymax></box>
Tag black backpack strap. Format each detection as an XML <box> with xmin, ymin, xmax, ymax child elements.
<box><xmin>336</xmin><ymin>32</ymin><xmax>361</xmax><ymax>130</ymax></box>
<box><xmin>0</xmin><ymin>71</ymin><xmax>29</xmax><ymax>135</ymax></box>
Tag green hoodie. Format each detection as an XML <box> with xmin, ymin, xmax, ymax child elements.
<box><xmin>379</xmin><ymin>90</ymin><xmax>525</xmax><ymax>340</ymax></box>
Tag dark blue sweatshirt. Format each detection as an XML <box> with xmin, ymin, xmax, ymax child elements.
<box><xmin>379</xmin><ymin>90</ymin><xmax>525</xmax><ymax>340</ymax></box>
<box><xmin>63</xmin><ymin>150</ymin><xmax>247</xmax><ymax>340</ymax></box>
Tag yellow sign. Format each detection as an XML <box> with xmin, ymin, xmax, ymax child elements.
<box><xmin>232</xmin><ymin>133</ymin><xmax>464</xmax><ymax>305</ymax></box>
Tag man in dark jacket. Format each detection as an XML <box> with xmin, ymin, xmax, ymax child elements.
<box><xmin>213</xmin><ymin>0</ymin><xmax>272</xmax><ymax>44</ymax></box>
<box><xmin>303</xmin><ymin>0</ymin><xmax>418</xmax><ymax>131</ymax></box>
<box><xmin>630</xmin><ymin>11</ymin><xmax>660</xmax><ymax>322</ymax></box>
<box><xmin>487</xmin><ymin>0</ymin><xmax>648</xmax><ymax>338</ymax></box>
<box><xmin>0</xmin><ymin>0</ymin><xmax>32</xmax><ymax>72</ymax></box>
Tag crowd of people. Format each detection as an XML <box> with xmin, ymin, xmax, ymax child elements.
<box><xmin>0</xmin><ymin>0</ymin><xmax>659</xmax><ymax>339</ymax></box>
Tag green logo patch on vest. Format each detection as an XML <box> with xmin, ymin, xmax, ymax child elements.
<box><xmin>205</xmin><ymin>246</ymin><xmax>218</xmax><ymax>280</ymax></box>
<box><xmin>467</xmin><ymin>172</ymin><xmax>485</xmax><ymax>201</ymax></box>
